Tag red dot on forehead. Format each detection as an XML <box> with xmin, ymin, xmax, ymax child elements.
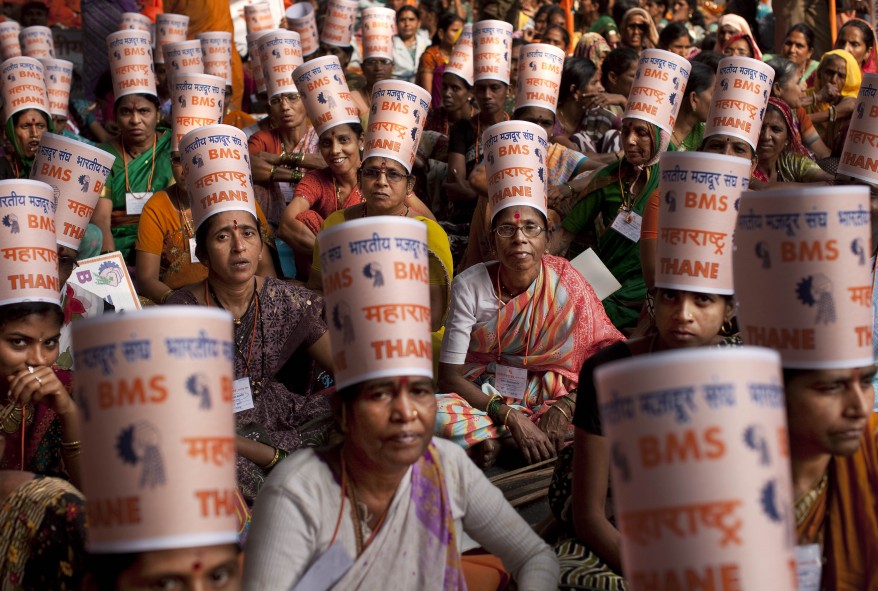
<box><xmin>192</xmin><ymin>561</ymin><xmax>202</xmax><ymax>572</ymax></box>
<box><xmin>513</xmin><ymin>213</ymin><xmax>520</xmax><ymax>219</ymax></box>
<box><xmin>233</xmin><ymin>219</ymin><xmax>238</xmax><ymax>229</ymax></box>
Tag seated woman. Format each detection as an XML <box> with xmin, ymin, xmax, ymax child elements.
<box><xmin>768</xmin><ymin>56</ymin><xmax>831</xmax><ymax>160</ymax></box>
<box><xmin>554</xmin><ymin>56</ymin><xmax>616</xmax><ymax>154</ymax></box>
<box><xmin>780</xmin><ymin>24</ymin><xmax>820</xmax><ymax>85</ymax></box>
<box><xmin>618</xmin><ymin>8</ymin><xmax>658</xmax><ymax>55</ymax></box>
<box><xmin>835</xmin><ymin>18</ymin><xmax>877</xmax><ymax>76</ymax></box>
<box><xmin>2</xmin><ymin>108</ymin><xmax>51</xmax><ymax>179</ymax></box>
<box><xmin>804</xmin><ymin>50</ymin><xmax>861</xmax><ymax>156</ymax></box>
<box><xmin>658</xmin><ymin>21</ymin><xmax>693</xmax><ymax>58</ymax></box>
<box><xmin>578</xmin><ymin>47</ymin><xmax>638</xmax><ymax>154</ymax></box>
<box><xmin>417</xmin><ymin>13</ymin><xmax>465</xmax><ymax>110</ymax></box>
<box><xmin>755</xmin><ymin>98</ymin><xmax>834</xmax><ymax>185</ymax></box>
<box><xmin>391</xmin><ymin>6</ymin><xmax>430</xmax><ymax>83</ymax></box>
<box><xmin>721</xmin><ymin>32</ymin><xmax>762</xmax><ymax>59</ymax></box>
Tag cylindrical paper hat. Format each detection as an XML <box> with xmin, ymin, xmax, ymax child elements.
<box><xmin>197</xmin><ymin>32</ymin><xmax>233</xmax><ymax>87</ymax></box>
<box><xmin>30</xmin><ymin>133</ymin><xmax>115</xmax><ymax>250</ymax></box>
<box><xmin>624</xmin><ymin>49</ymin><xmax>690</xmax><ymax>133</ymax></box>
<box><xmin>246</xmin><ymin>32</ymin><xmax>267</xmax><ymax>95</ymax></box>
<box><xmin>119</xmin><ymin>12</ymin><xmax>152</xmax><ymax>32</ymax></box>
<box><xmin>180</xmin><ymin>124</ymin><xmax>256</xmax><ymax>230</ymax></box>
<box><xmin>320</xmin><ymin>0</ymin><xmax>358</xmax><ymax>48</ymax></box>
<box><xmin>362</xmin><ymin>7</ymin><xmax>395</xmax><ymax>61</ymax></box>
<box><xmin>257</xmin><ymin>29</ymin><xmax>303</xmax><ymax>99</ymax></box>
<box><xmin>170</xmin><ymin>73</ymin><xmax>225</xmax><ymax>152</ymax></box>
<box><xmin>0</xmin><ymin>179</ymin><xmax>59</xmax><ymax>306</ymax></box>
<box><xmin>656</xmin><ymin>151</ymin><xmax>751</xmax><ymax>295</ymax></box>
<box><xmin>445</xmin><ymin>23</ymin><xmax>473</xmax><ymax>86</ymax></box>
<box><xmin>733</xmin><ymin>186</ymin><xmax>872</xmax><ymax>369</ymax></box>
<box><xmin>294</xmin><ymin>56</ymin><xmax>359</xmax><ymax>136</ymax></box>
<box><xmin>364</xmin><ymin>80</ymin><xmax>430</xmax><ymax>173</ymax></box>
<box><xmin>838</xmin><ymin>73</ymin><xmax>878</xmax><ymax>186</ymax></box>
<box><xmin>1</xmin><ymin>57</ymin><xmax>48</xmax><ymax>122</ymax></box>
<box><xmin>285</xmin><ymin>3</ymin><xmax>319</xmax><ymax>57</ymax></box>
<box><xmin>318</xmin><ymin>217</ymin><xmax>433</xmax><ymax>389</ymax></box>
<box><xmin>107</xmin><ymin>29</ymin><xmax>157</xmax><ymax>99</ymax></box>
<box><xmin>40</xmin><ymin>58</ymin><xmax>72</xmax><ymax>117</ymax></box>
<box><xmin>0</xmin><ymin>21</ymin><xmax>21</xmax><ymax>60</ymax></box>
<box><xmin>73</xmin><ymin>308</ymin><xmax>238</xmax><ymax>553</ymax></box>
<box><xmin>162</xmin><ymin>39</ymin><xmax>204</xmax><ymax>75</ymax></box>
<box><xmin>705</xmin><ymin>56</ymin><xmax>774</xmax><ymax>150</ymax></box>
<box><xmin>20</xmin><ymin>25</ymin><xmax>54</xmax><ymax>58</ymax></box>
<box><xmin>594</xmin><ymin>347</ymin><xmax>795</xmax><ymax>590</ymax></box>
<box><xmin>473</xmin><ymin>20</ymin><xmax>513</xmax><ymax>84</ymax></box>
<box><xmin>244</xmin><ymin>3</ymin><xmax>274</xmax><ymax>35</ymax></box>
<box><xmin>514</xmin><ymin>43</ymin><xmax>565</xmax><ymax>114</ymax></box>
<box><xmin>483</xmin><ymin>120</ymin><xmax>549</xmax><ymax>220</ymax></box>
<box><xmin>154</xmin><ymin>13</ymin><xmax>189</xmax><ymax>64</ymax></box>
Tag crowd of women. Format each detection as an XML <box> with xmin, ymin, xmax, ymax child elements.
<box><xmin>0</xmin><ymin>0</ymin><xmax>876</xmax><ymax>589</ymax></box>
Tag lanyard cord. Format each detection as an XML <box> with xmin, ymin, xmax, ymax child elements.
<box><xmin>172</xmin><ymin>185</ymin><xmax>193</xmax><ymax>237</ymax></box>
<box><xmin>204</xmin><ymin>278</ymin><xmax>260</xmax><ymax>376</ymax></box>
<box><xmin>495</xmin><ymin>267</ymin><xmax>537</xmax><ymax>366</ymax></box>
<box><xmin>122</xmin><ymin>134</ymin><xmax>157</xmax><ymax>193</ymax></box>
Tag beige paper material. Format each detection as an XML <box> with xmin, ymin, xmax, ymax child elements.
<box><xmin>594</xmin><ymin>347</ymin><xmax>796</xmax><ymax>590</ymax></box>
<box><xmin>154</xmin><ymin>13</ymin><xmax>189</xmax><ymax>64</ymax></box>
<box><xmin>514</xmin><ymin>43</ymin><xmax>565</xmax><ymax>114</ymax></box>
<box><xmin>68</xmin><ymin>251</ymin><xmax>141</xmax><ymax>311</ymax></box>
<box><xmin>473</xmin><ymin>20</ymin><xmax>513</xmax><ymax>84</ymax></box>
<box><xmin>318</xmin><ymin>217</ymin><xmax>433</xmax><ymax>389</ymax></box>
<box><xmin>734</xmin><ymin>186</ymin><xmax>873</xmax><ymax>369</ymax></box>
<box><xmin>838</xmin><ymin>73</ymin><xmax>878</xmax><ymax>186</ymax></box>
<box><xmin>705</xmin><ymin>56</ymin><xmax>774</xmax><ymax>150</ymax></box>
<box><xmin>0</xmin><ymin>21</ymin><xmax>21</xmax><ymax>60</ymax></box>
<box><xmin>482</xmin><ymin>120</ymin><xmax>549</xmax><ymax>220</ymax></box>
<box><xmin>445</xmin><ymin>23</ymin><xmax>473</xmax><ymax>86</ymax></box>
<box><xmin>73</xmin><ymin>307</ymin><xmax>238</xmax><ymax>553</ymax></box>
<box><xmin>285</xmin><ymin>3</ymin><xmax>319</xmax><ymax>57</ymax></box>
<box><xmin>162</xmin><ymin>39</ymin><xmax>204</xmax><ymax>75</ymax></box>
<box><xmin>20</xmin><ymin>25</ymin><xmax>54</xmax><ymax>58</ymax></box>
<box><xmin>0</xmin><ymin>179</ymin><xmax>59</xmax><ymax>306</ymax></box>
<box><xmin>107</xmin><ymin>29</ymin><xmax>157</xmax><ymax>99</ymax></box>
<box><xmin>197</xmin><ymin>32</ymin><xmax>233</xmax><ymax>87</ymax></box>
<box><xmin>569</xmin><ymin>248</ymin><xmax>622</xmax><ymax>301</ymax></box>
<box><xmin>294</xmin><ymin>55</ymin><xmax>359</xmax><ymax>136</ymax></box>
<box><xmin>39</xmin><ymin>58</ymin><xmax>72</xmax><ymax>117</ymax></box>
<box><xmin>30</xmin><ymin>133</ymin><xmax>115</xmax><ymax>250</ymax></box>
<box><xmin>170</xmin><ymin>73</ymin><xmax>225</xmax><ymax>152</ymax></box>
<box><xmin>244</xmin><ymin>2</ymin><xmax>275</xmax><ymax>34</ymax></box>
<box><xmin>656</xmin><ymin>152</ymin><xmax>751</xmax><ymax>295</ymax></box>
<box><xmin>321</xmin><ymin>0</ymin><xmax>358</xmax><ymax>48</ymax></box>
<box><xmin>1</xmin><ymin>56</ymin><xmax>48</xmax><ymax>122</ymax></box>
<box><xmin>246</xmin><ymin>32</ymin><xmax>267</xmax><ymax>95</ymax></box>
<box><xmin>362</xmin><ymin>7</ymin><xmax>395</xmax><ymax>61</ymax></box>
<box><xmin>624</xmin><ymin>49</ymin><xmax>690</xmax><ymax>133</ymax></box>
<box><xmin>119</xmin><ymin>12</ymin><xmax>152</xmax><ymax>32</ymax></box>
<box><xmin>257</xmin><ymin>29</ymin><xmax>303</xmax><ymax>99</ymax></box>
<box><xmin>180</xmin><ymin>124</ymin><xmax>256</xmax><ymax>230</ymax></box>
<box><xmin>364</xmin><ymin>80</ymin><xmax>430</xmax><ymax>172</ymax></box>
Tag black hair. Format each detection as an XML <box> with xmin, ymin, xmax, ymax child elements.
<box><xmin>838</xmin><ymin>19</ymin><xmax>875</xmax><ymax>52</ymax></box>
<box><xmin>0</xmin><ymin>302</ymin><xmax>63</xmax><ymax>332</ymax></box>
<box><xmin>489</xmin><ymin>207</ymin><xmax>549</xmax><ymax>231</ymax></box>
<box><xmin>786</xmin><ymin>23</ymin><xmax>815</xmax><ymax>50</ymax></box>
<box><xmin>764</xmin><ymin>101</ymin><xmax>790</xmax><ymax>133</ymax></box>
<box><xmin>689</xmin><ymin>49</ymin><xmax>722</xmax><ymax>71</ymax></box>
<box><xmin>543</xmin><ymin>24</ymin><xmax>571</xmax><ymax>48</ymax></box>
<box><xmin>88</xmin><ymin>553</ymin><xmax>140</xmax><ymax>591</ymax></box>
<box><xmin>441</xmin><ymin>70</ymin><xmax>473</xmax><ymax>90</ymax></box>
<box><xmin>113</xmin><ymin>92</ymin><xmax>161</xmax><ymax>113</ymax></box>
<box><xmin>700</xmin><ymin>31</ymin><xmax>717</xmax><ymax>51</ymax></box>
<box><xmin>658</xmin><ymin>21</ymin><xmax>691</xmax><ymax>50</ymax></box>
<box><xmin>596</xmin><ymin>0</ymin><xmax>611</xmax><ymax>15</ymax></box>
<box><xmin>600</xmin><ymin>46</ymin><xmax>638</xmax><ymax>89</ymax></box>
<box><xmin>611</xmin><ymin>0</ymin><xmax>640</xmax><ymax>25</ymax></box>
<box><xmin>431</xmin><ymin>12</ymin><xmax>463</xmax><ymax>47</ymax></box>
<box><xmin>194</xmin><ymin>211</ymin><xmax>263</xmax><ymax>262</ymax></box>
<box><xmin>396</xmin><ymin>5</ymin><xmax>420</xmax><ymax>21</ymax></box>
<box><xmin>535</xmin><ymin>4</ymin><xmax>566</xmax><ymax>24</ymax></box>
<box><xmin>686</xmin><ymin>0</ymin><xmax>706</xmax><ymax>28</ymax></box>
<box><xmin>559</xmin><ymin>56</ymin><xmax>598</xmax><ymax>103</ymax></box>
<box><xmin>20</xmin><ymin>1</ymin><xmax>49</xmax><ymax>13</ymax></box>
<box><xmin>682</xmin><ymin>61</ymin><xmax>714</xmax><ymax>100</ymax></box>
<box><xmin>766</xmin><ymin>56</ymin><xmax>798</xmax><ymax>90</ymax></box>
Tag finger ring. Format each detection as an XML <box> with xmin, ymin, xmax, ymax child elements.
<box><xmin>34</xmin><ymin>375</ymin><xmax>42</xmax><ymax>387</ymax></box>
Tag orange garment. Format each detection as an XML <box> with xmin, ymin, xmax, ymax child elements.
<box><xmin>461</xmin><ymin>553</ymin><xmax>510</xmax><ymax>591</ymax></box>
<box><xmin>796</xmin><ymin>413</ymin><xmax>878</xmax><ymax>590</ymax></box>
<box><xmin>223</xmin><ymin>110</ymin><xmax>257</xmax><ymax>130</ymax></box>
<box><xmin>639</xmin><ymin>188</ymin><xmax>660</xmax><ymax>241</ymax></box>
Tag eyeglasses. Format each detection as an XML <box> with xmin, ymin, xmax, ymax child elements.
<box><xmin>364</xmin><ymin>58</ymin><xmax>392</xmax><ymax>67</ymax></box>
<box><xmin>493</xmin><ymin>223</ymin><xmax>545</xmax><ymax>238</ymax></box>
<box><xmin>268</xmin><ymin>93</ymin><xmax>301</xmax><ymax>106</ymax></box>
<box><xmin>59</xmin><ymin>256</ymin><xmax>79</xmax><ymax>271</ymax></box>
<box><xmin>626</xmin><ymin>23</ymin><xmax>649</xmax><ymax>32</ymax></box>
<box><xmin>361</xmin><ymin>167</ymin><xmax>409</xmax><ymax>184</ymax></box>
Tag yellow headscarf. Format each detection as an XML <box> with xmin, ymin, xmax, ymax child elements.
<box><xmin>816</xmin><ymin>49</ymin><xmax>863</xmax><ymax>99</ymax></box>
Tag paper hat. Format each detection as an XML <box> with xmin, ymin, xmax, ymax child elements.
<box><xmin>285</xmin><ymin>3</ymin><xmax>319</xmax><ymax>57</ymax></box>
<box><xmin>107</xmin><ymin>29</ymin><xmax>157</xmax><ymax>99</ymax></box>
<box><xmin>154</xmin><ymin>13</ymin><xmax>189</xmax><ymax>64</ymax></box>
<box><xmin>20</xmin><ymin>25</ymin><xmax>54</xmax><ymax>58</ymax></box>
<box><xmin>364</xmin><ymin>80</ymin><xmax>430</xmax><ymax>173</ymax></box>
<box><xmin>318</xmin><ymin>217</ymin><xmax>433</xmax><ymax>389</ymax></box>
<box><xmin>163</xmin><ymin>39</ymin><xmax>204</xmax><ymax>75</ymax></box>
<box><xmin>30</xmin><ymin>133</ymin><xmax>115</xmax><ymax>250</ymax></box>
<box><xmin>244</xmin><ymin>3</ymin><xmax>274</xmax><ymax>35</ymax></box>
<box><xmin>246</xmin><ymin>32</ymin><xmax>267</xmax><ymax>95</ymax></box>
<box><xmin>0</xmin><ymin>21</ymin><xmax>21</xmax><ymax>60</ymax></box>
<box><xmin>656</xmin><ymin>152</ymin><xmax>751</xmax><ymax>295</ymax></box>
<box><xmin>294</xmin><ymin>56</ymin><xmax>359</xmax><ymax>136</ymax></box>
<box><xmin>473</xmin><ymin>20</ymin><xmax>513</xmax><ymax>84</ymax></box>
<box><xmin>445</xmin><ymin>23</ymin><xmax>473</xmax><ymax>86</ymax></box>
<box><xmin>361</xmin><ymin>7</ymin><xmax>395</xmax><ymax>61</ymax></box>
<box><xmin>483</xmin><ymin>120</ymin><xmax>549</xmax><ymax>220</ymax></box>
<box><xmin>838</xmin><ymin>73</ymin><xmax>878</xmax><ymax>186</ymax></box>
<box><xmin>0</xmin><ymin>179</ymin><xmax>59</xmax><ymax>306</ymax></box>
<box><xmin>257</xmin><ymin>29</ymin><xmax>303</xmax><ymax>99</ymax></box>
<box><xmin>119</xmin><ymin>12</ymin><xmax>152</xmax><ymax>32</ymax></box>
<box><xmin>1</xmin><ymin>57</ymin><xmax>49</xmax><ymax>122</ymax></box>
<box><xmin>733</xmin><ymin>186</ymin><xmax>872</xmax><ymax>369</ymax></box>
<box><xmin>73</xmin><ymin>307</ymin><xmax>238</xmax><ymax>553</ymax></box>
<box><xmin>39</xmin><ymin>58</ymin><xmax>72</xmax><ymax>117</ymax></box>
<box><xmin>514</xmin><ymin>43</ymin><xmax>565</xmax><ymax>114</ymax></box>
<box><xmin>197</xmin><ymin>32</ymin><xmax>233</xmax><ymax>87</ymax></box>
<box><xmin>170</xmin><ymin>73</ymin><xmax>225</xmax><ymax>152</ymax></box>
<box><xmin>594</xmin><ymin>347</ymin><xmax>795</xmax><ymax>590</ymax></box>
<box><xmin>180</xmin><ymin>124</ymin><xmax>256</xmax><ymax>230</ymax></box>
<box><xmin>705</xmin><ymin>56</ymin><xmax>774</xmax><ymax>150</ymax></box>
<box><xmin>321</xmin><ymin>0</ymin><xmax>358</xmax><ymax>48</ymax></box>
<box><xmin>624</xmin><ymin>49</ymin><xmax>690</xmax><ymax>134</ymax></box>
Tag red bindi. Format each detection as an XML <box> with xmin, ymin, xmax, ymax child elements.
<box><xmin>513</xmin><ymin>213</ymin><xmax>520</xmax><ymax>219</ymax></box>
<box><xmin>192</xmin><ymin>561</ymin><xmax>202</xmax><ymax>572</ymax></box>
<box><xmin>233</xmin><ymin>219</ymin><xmax>238</xmax><ymax>230</ymax></box>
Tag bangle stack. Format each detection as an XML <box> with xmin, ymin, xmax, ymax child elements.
<box><xmin>61</xmin><ymin>439</ymin><xmax>81</xmax><ymax>457</ymax></box>
<box><xmin>550</xmin><ymin>403</ymin><xmax>571</xmax><ymax>421</ymax></box>
<box><xmin>159</xmin><ymin>289</ymin><xmax>174</xmax><ymax>305</ymax></box>
<box><xmin>269</xmin><ymin>164</ymin><xmax>277</xmax><ymax>181</ymax></box>
<box><xmin>829</xmin><ymin>105</ymin><xmax>837</xmax><ymax>123</ymax></box>
<box><xmin>486</xmin><ymin>394</ymin><xmax>504</xmax><ymax>424</ymax></box>
<box><xmin>263</xmin><ymin>447</ymin><xmax>288</xmax><ymax>470</ymax></box>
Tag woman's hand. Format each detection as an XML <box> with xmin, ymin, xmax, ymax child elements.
<box><xmin>7</xmin><ymin>366</ymin><xmax>75</xmax><ymax>417</ymax></box>
<box><xmin>506</xmin><ymin>410</ymin><xmax>556</xmax><ymax>464</ymax></box>
<box><xmin>538</xmin><ymin>405</ymin><xmax>569</xmax><ymax>452</ymax></box>
<box><xmin>582</xmin><ymin>93</ymin><xmax>626</xmax><ymax>111</ymax></box>
<box><xmin>815</xmin><ymin>82</ymin><xmax>841</xmax><ymax>105</ymax></box>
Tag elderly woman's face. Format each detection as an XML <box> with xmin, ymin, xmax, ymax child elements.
<box><xmin>621</xmin><ymin>118</ymin><xmax>655</xmax><ymax>166</ymax></box>
<box><xmin>623</xmin><ymin>14</ymin><xmax>650</xmax><ymax>49</ymax></box>
<box><xmin>345</xmin><ymin>376</ymin><xmax>437</xmax><ymax>470</ymax></box>
<box><xmin>757</xmin><ymin>108</ymin><xmax>789</xmax><ymax>163</ymax></box>
<box><xmin>359</xmin><ymin>156</ymin><xmax>412</xmax><ymax>213</ymax></box>
<box><xmin>492</xmin><ymin>206</ymin><xmax>547</xmax><ymax>277</ymax></box>
<box><xmin>819</xmin><ymin>56</ymin><xmax>847</xmax><ymax>88</ymax></box>
<box><xmin>199</xmin><ymin>211</ymin><xmax>262</xmax><ymax>283</ymax></box>
<box><xmin>268</xmin><ymin>92</ymin><xmax>305</xmax><ymax>131</ymax></box>
<box><xmin>723</xmin><ymin>38</ymin><xmax>752</xmax><ymax>57</ymax></box>
<box><xmin>717</xmin><ymin>24</ymin><xmax>740</xmax><ymax>48</ymax></box>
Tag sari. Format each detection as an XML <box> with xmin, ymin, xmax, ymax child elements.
<box><xmin>807</xmin><ymin>49</ymin><xmax>861</xmax><ymax>154</ymax></box>
<box><xmin>435</xmin><ymin>256</ymin><xmax>623</xmax><ymax>448</ymax></box>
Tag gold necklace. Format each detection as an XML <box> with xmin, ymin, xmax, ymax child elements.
<box><xmin>0</xmin><ymin>401</ymin><xmax>34</xmax><ymax>434</ymax></box>
<box><xmin>795</xmin><ymin>472</ymin><xmax>828</xmax><ymax>526</ymax></box>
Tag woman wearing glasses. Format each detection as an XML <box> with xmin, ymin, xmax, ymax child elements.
<box><xmin>618</xmin><ymin>8</ymin><xmax>658</xmax><ymax>54</ymax></box>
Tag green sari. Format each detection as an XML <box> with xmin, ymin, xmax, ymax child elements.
<box><xmin>98</xmin><ymin>130</ymin><xmax>173</xmax><ymax>261</ymax></box>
